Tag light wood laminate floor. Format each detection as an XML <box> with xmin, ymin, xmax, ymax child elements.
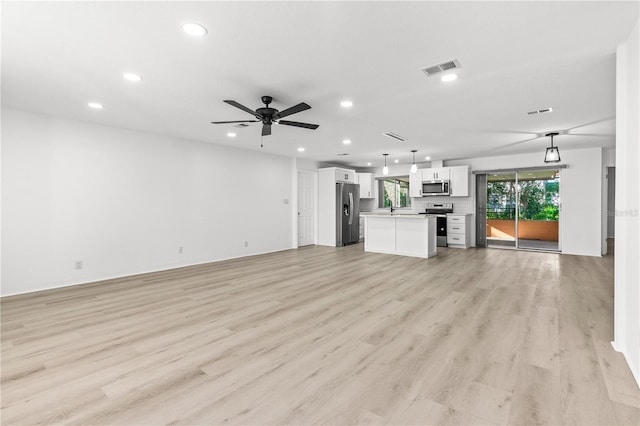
<box><xmin>2</xmin><ymin>244</ymin><xmax>639</xmax><ymax>425</ymax></box>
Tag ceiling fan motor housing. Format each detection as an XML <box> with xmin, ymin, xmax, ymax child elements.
<box><xmin>256</xmin><ymin>107</ymin><xmax>277</xmax><ymax>124</ymax></box>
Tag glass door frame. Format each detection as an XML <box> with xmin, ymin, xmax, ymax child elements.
<box><xmin>486</xmin><ymin>171</ymin><xmax>518</xmax><ymax>249</ymax></box>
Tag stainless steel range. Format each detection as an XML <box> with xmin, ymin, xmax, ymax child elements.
<box><xmin>425</xmin><ymin>202</ymin><xmax>453</xmax><ymax>247</ymax></box>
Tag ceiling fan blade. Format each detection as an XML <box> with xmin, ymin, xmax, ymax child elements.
<box><xmin>278</xmin><ymin>120</ymin><xmax>319</xmax><ymax>130</ymax></box>
<box><xmin>224</xmin><ymin>100</ymin><xmax>260</xmax><ymax>117</ymax></box>
<box><xmin>274</xmin><ymin>102</ymin><xmax>311</xmax><ymax>120</ymax></box>
<box><xmin>210</xmin><ymin>120</ymin><xmax>260</xmax><ymax>124</ymax></box>
<box><xmin>262</xmin><ymin>123</ymin><xmax>272</xmax><ymax>136</ymax></box>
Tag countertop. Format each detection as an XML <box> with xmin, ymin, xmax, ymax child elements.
<box><xmin>361</xmin><ymin>211</ymin><xmax>472</xmax><ymax>217</ymax></box>
<box><xmin>362</xmin><ymin>213</ymin><xmax>437</xmax><ymax>219</ymax></box>
<box><xmin>360</xmin><ymin>211</ymin><xmax>419</xmax><ymax>216</ymax></box>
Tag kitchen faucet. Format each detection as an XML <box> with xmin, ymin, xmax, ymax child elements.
<box><xmin>390</xmin><ymin>202</ymin><xmax>394</xmax><ymax>213</ymax></box>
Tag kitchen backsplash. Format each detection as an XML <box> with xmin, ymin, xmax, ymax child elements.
<box><xmin>360</xmin><ymin>199</ymin><xmax>376</xmax><ymax>212</ymax></box>
<box><xmin>412</xmin><ymin>196</ymin><xmax>475</xmax><ymax>214</ymax></box>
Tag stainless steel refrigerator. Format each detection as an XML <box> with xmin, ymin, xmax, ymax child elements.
<box><xmin>336</xmin><ymin>182</ymin><xmax>360</xmax><ymax>246</ymax></box>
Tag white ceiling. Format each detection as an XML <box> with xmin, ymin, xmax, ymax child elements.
<box><xmin>2</xmin><ymin>1</ymin><xmax>638</xmax><ymax>169</ymax></box>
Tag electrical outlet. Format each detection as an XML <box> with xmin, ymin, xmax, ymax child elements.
<box><xmin>244</xmin><ymin>241</ymin><xmax>248</xmax><ymax>247</ymax></box>
<box><xmin>178</xmin><ymin>246</ymin><xmax>183</xmax><ymax>254</ymax></box>
<box><xmin>75</xmin><ymin>260</ymin><xmax>83</xmax><ymax>270</ymax></box>
<box><xmin>283</xmin><ymin>198</ymin><xmax>289</xmax><ymax>204</ymax></box>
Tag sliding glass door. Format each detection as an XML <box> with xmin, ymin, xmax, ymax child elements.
<box><xmin>482</xmin><ymin>169</ymin><xmax>560</xmax><ymax>251</ymax></box>
<box><xmin>517</xmin><ymin>170</ymin><xmax>560</xmax><ymax>251</ymax></box>
<box><xmin>486</xmin><ymin>172</ymin><xmax>517</xmax><ymax>248</ymax></box>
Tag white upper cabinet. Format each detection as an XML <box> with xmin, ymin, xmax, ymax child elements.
<box><xmin>409</xmin><ymin>172</ymin><xmax>422</xmax><ymax>198</ymax></box>
<box><xmin>422</xmin><ymin>167</ymin><xmax>450</xmax><ymax>181</ymax></box>
<box><xmin>449</xmin><ymin>165</ymin><xmax>470</xmax><ymax>197</ymax></box>
<box><xmin>357</xmin><ymin>173</ymin><xmax>375</xmax><ymax>198</ymax></box>
<box><xmin>334</xmin><ymin>168</ymin><xmax>356</xmax><ymax>183</ymax></box>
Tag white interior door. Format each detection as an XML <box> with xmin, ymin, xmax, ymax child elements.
<box><xmin>297</xmin><ymin>171</ymin><xmax>315</xmax><ymax>247</ymax></box>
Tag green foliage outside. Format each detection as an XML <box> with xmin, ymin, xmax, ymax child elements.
<box><xmin>382</xmin><ymin>179</ymin><xmax>410</xmax><ymax>208</ymax></box>
<box><xmin>383</xmin><ymin>186</ymin><xmax>391</xmax><ymax>208</ymax></box>
<box><xmin>487</xmin><ymin>178</ymin><xmax>559</xmax><ymax>221</ymax></box>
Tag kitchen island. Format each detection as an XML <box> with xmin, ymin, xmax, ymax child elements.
<box><xmin>363</xmin><ymin>214</ymin><xmax>437</xmax><ymax>258</ymax></box>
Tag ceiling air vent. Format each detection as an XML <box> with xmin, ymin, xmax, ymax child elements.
<box><xmin>382</xmin><ymin>132</ymin><xmax>407</xmax><ymax>142</ymax></box>
<box><xmin>422</xmin><ymin>59</ymin><xmax>461</xmax><ymax>76</ymax></box>
<box><xmin>527</xmin><ymin>107</ymin><xmax>553</xmax><ymax>115</ymax></box>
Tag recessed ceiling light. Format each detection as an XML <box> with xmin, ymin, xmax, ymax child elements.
<box><xmin>394</xmin><ymin>159</ymin><xmax>399</xmax><ymax>163</ymax></box>
<box><xmin>123</xmin><ymin>73</ymin><xmax>142</xmax><ymax>82</ymax></box>
<box><xmin>227</xmin><ymin>132</ymin><xmax>236</xmax><ymax>138</ymax></box>
<box><xmin>342</xmin><ymin>139</ymin><xmax>351</xmax><ymax>145</ymax></box>
<box><xmin>340</xmin><ymin>100</ymin><xmax>353</xmax><ymax>108</ymax></box>
<box><xmin>367</xmin><ymin>162</ymin><xmax>372</xmax><ymax>166</ymax></box>
<box><xmin>182</xmin><ymin>22</ymin><xmax>208</xmax><ymax>37</ymax></box>
<box><xmin>88</xmin><ymin>102</ymin><xmax>104</xmax><ymax>109</ymax></box>
<box><xmin>425</xmin><ymin>156</ymin><xmax>431</xmax><ymax>160</ymax></box>
<box><xmin>441</xmin><ymin>73</ymin><xmax>458</xmax><ymax>82</ymax></box>
<box><xmin>297</xmin><ymin>147</ymin><xmax>305</xmax><ymax>152</ymax></box>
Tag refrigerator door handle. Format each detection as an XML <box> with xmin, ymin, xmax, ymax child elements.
<box><xmin>348</xmin><ymin>192</ymin><xmax>354</xmax><ymax>225</ymax></box>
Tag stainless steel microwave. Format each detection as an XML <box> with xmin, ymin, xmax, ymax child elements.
<box><xmin>421</xmin><ymin>180</ymin><xmax>450</xmax><ymax>196</ymax></box>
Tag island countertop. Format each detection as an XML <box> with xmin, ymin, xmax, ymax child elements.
<box><xmin>362</xmin><ymin>213</ymin><xmax>438</xmax><ymax>219</ymax></box>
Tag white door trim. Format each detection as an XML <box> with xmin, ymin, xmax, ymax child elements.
<box><xmin>297</xmin><ymin>170</ymin><xmax>316</xmax><ymax>247</ymax></box>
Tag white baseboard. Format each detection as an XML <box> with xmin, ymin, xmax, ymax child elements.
<box><xmin>611</xmin><ymin>341</ymin><xmax>640</xmax><ymax>389</ymax></box>
<box><xmin>1</xmin><ymin>246</ymin><xmax>296</xmax><ymax>298</ymax></box>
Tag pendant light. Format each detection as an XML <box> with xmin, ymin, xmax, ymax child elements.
<box><xmin>410</xmin><ymin>150</ymin><xmax>418</xmax><ymax>173</ymax></box>
<box><xmin>382</xmin><ymin>154</ymin><xmax>389</xmax><ymax>175</ymax></box>
<box><xmin>544</xmin><ymin>132</ymin><xmax>561</xmax><ymax>163</ymax></box>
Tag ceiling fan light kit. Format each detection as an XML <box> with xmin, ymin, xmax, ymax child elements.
<box><xmin>211</xmin><ymin>95</ymin><xmax>318</xmax><ymax>144</ymax></box>
<box><xmin>544</xmin><ymin>132</ymin><xmax>561</xmax><ymax>163</ymax></box>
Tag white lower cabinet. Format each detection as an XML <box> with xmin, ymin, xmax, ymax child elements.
<box><xmin>446</xmin><ymin>214</ymin><xmax>471</xmax><ymax>248</ymax></box>
<box><xmin>364</xmin><ymin>215</ymin><xmax>437</xmax><ymax>258</ymax></box>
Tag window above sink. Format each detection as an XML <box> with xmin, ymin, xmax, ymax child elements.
<box><xmin>378</xmin><ymin>177</ymin><xmax>412</xmax><ymax>209</ymax></box>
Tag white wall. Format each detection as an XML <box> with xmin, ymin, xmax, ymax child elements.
<box><xmin>559</xmin><ymin>148</ymin><xmax>604</xmax><ymax>256</ymax></box>
<box><xmin>614</xmin><ymin>19</ymin><xmax>640</xmax><ymax>387</ymax></box>
<box><xmin>1</xmin><ymin>109</ymin><xmax>295</xmax><ymax>296</ymax></box>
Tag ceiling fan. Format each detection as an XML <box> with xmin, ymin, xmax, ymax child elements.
<box><xmin>211</xmin><ymin>96</ymin><xmax>319</xmax><ymax>136</ymax></box>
